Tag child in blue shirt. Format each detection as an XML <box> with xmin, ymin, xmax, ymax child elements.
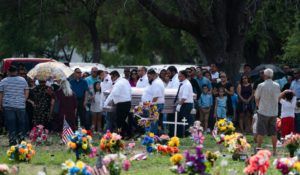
<box><xmin>198</xmin><ymin>85</ymin><xmax>213</xmax><ymax>132</ymax></box>
<box><xmin>215</xmin><ymin>87</ymin><xmax>227</xmax><ymax>119</ymax></box>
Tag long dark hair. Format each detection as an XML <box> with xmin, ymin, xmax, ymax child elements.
<box><xmin>93</xmin><ymin>81</ymin><xmax>101</xmax><ymax>93</ymax></box>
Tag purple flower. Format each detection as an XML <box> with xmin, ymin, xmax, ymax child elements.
<box><xmin>177</xmin><ymin>164</ymin><xmax>185</xmax><ymax>174</ymax></box>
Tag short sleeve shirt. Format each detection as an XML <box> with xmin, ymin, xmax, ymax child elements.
<box><xmin>0</xmin><ymin>76</ymin><xmax>29</xmax><ymax>109</ymax></box>
<box><xmin>70</xmin><ymin>79</ymin><xmax>88</xmax><ymax>98</ymax></box>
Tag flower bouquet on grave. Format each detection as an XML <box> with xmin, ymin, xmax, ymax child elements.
<box><xmin>29</xmin><ymin>124</ymin><xmax>49</xmax><ymax>145</ymax></box>
<box><xmin>133</xmin><ymin>102</ymin><xmax>160</xmax><ymax>134</ymax></box>
<box><xmin>224</xmin><ymin>133</ymin><xmax>251</xmax><ymax>160</ymax></box>
<box><xmin>284</xmin><ymin>134</ymin><xmax>300</xmax><ymax>157</ymax></box>
<box><xmin>102</xmin><ymin>154</ymin><xmax>131</xmax><ymax>175</ymax></box>
<box><xmin>205</xmin><ymin>151</ymin><xmax>219</xmax><ymax>167</ymax></box>
<box><xmin>169</xmin><ymin>146</ymin><xmax>212</xmax><ymax>174</ymax></box>
<box><xmin>244</xmin><ymin>150</ymin><xmax>271</xmax><ymax>175</ymax></box>
<box><xmin>7</xmin><ymin>141</ymin><xmax>35</xmax><ymax>162</ymax></box>
<box><xmin>273</xmin><ymin>157</ymin><xmax>297</xmax><ymax>175</ymax></box>
<box><xmin>189</xmin><ymin>121</ymin><xmax>205</xmax><ymax>145</ymax></box>
<box><xmin>100</xmin><ymin>130</ymin><xmax>125</xmax><ymax>154</ymax></box>
<box><xmin>61</xmin><ymin>160</ymin><xmax>93</xmax><ymax>175</ymax></box>
<box><xmin>141</xmin><ymin>132</ymin><xmax>157</xmax><ymax>154</ymax></box>
<box><xmin>212</xmin><ymin>118</ymin><xmax>235</xmax><ymax>146</ymax></box>
<box><xmin>68</xmin><ymin>128</ymin><xmax>93</xmax><ymax>160</ymax></box>
<box><xmin>157</xmin><ymin>145</ymin><xmax>179</xmax><ymax>155</ymax></box>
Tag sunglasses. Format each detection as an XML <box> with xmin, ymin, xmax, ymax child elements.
<box><xmin>75</xmin><ymin>72</ymin><xmax>82</xmax><ymax>74</ymax></box>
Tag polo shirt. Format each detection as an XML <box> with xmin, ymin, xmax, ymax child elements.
<box><xmin>70</xmin><ymin>78</ymin><xmax>88</xmax><ymax>98</ymax></box>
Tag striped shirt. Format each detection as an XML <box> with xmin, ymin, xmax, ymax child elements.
<box><xmin>0</xmin><ymin>76</ymin><xmax>28</xmax><ymax>109</ymax></box>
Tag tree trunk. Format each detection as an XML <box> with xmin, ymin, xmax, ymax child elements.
<box><xmin>88</xmin><ymin>12</ymin><xmax>101</xmax><ymax>63</ymax></box>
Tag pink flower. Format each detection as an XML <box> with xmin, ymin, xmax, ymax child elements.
<box><xmin>127</xmin><ymin>143</ymin><xmax>135</xmax><ymax>149</ymax></box>
<box><xmin>122</xmin><ymin>160</ymin><xmax>131</xmax><ymax>171</ymax></box>
<box><xmin>89</xmin><ymin>147</ymin><xmax>97</xmax><ymax>158</ymax></box>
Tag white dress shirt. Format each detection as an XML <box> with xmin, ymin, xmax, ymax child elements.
<box><xmin>141</xmin><ymin>77</ymin><xmax>165</xmax><ymax>103</ymax></box>
<box><xmin>166</xmin><ymin>74</ymin><xmax>180</xmax><ymax>89</ymax></box>
<box><xmin>100</xmin><ymin>74</ymin><xmax>113</xmax><ymax>106</ymax></box>
<box><xmin>136</xmin><ymin>74</ymin><xmax>149</xmax><ymax>88</ymax></box>
<box><xmin>178</xmin><ymin>79</ymin><xmax>194</xmax><ymax>103</ymax></box>
<box><xmin>104</xmin><ymin>77</ymin><xmax>132</xmax><ymax>105</ymax></box>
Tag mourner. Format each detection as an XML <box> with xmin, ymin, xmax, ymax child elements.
<box><xmin>141</xmin><ymin>69</ymin><xmax>165</xmax><ymax>134</ymax></box>
<box><xmin>173</xmin><ymin>70</ymin><xmax>194</xmax><ymax>137</ymax></box>
<box><xmin>104</xmin><ymin>71</ymin><xmax>132</xmax><ymax>139</ymax></box>
<box><xmin>166</xmin><ymin>66</ymin><xmax>180</xmax><ymax>89</ymax></box>
<box><xmin>136</xmin><ymin>66</ymin><xmax>149</xmax><ymax>88</ymax></box>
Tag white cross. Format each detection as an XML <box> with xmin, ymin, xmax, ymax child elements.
<box><xmin>163</xmin><ymin>112</ymin><xmax>188</xmax><ymax>136</ymax></box>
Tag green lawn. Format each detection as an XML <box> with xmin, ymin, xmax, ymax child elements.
<box><xmin>0</xmin><ymin>134</ymin><xmax>287</xmax><ymax>175</ymax></box>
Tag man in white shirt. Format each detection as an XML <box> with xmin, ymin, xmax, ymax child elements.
<box><xmin>255</xmin><ymin>68</ymin><xmax>280</xmax><ymax>155</ymax></box>
<box><xmin>171</xmin><ymin>70</ymin><xmax>194</xmax><ymax>137</ymax></box>
<box><xmin>166</xmin><ymin>66</ymin><xmax>180</xmax><ymax>89</ymax></box>
<box><xmin>136</xmin><ymin>66</ymin><xmax>149</xmax><ymax>88</ymax></box>
<box><xmin>104</xmin><ymin>71</ymin><xmax>132</xmax><ymax>138</ymax></box>
<box><xmin>99</xmin><ymin>70</ymin><xmax>113</xmax><ymax>130</ymax></box>
<box><xmin>141</xmin><ymin>69</ymin><xmax>165</xmax><ymax>134</ymax></box>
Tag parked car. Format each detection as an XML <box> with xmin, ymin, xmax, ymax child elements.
<box><xmin>2</xmin><ymin>58</ymin><xmax>56</xmax><ymax>74</ymax></box>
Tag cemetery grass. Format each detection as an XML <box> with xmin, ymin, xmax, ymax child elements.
<box><xmin>0</xmin><ymin>134</ymin><xmax>284</xmax><ymax>175</ymax></box>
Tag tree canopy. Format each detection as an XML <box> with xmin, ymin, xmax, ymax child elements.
<box><xmin>0</xmin><ymin>0</ymin><xmax>299</xmax><ymax>72</ymax></box>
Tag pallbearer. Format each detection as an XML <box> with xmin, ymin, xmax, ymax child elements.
<box><xmin>104</xmin><ymin>71</ymin><xmax>132</xmax><ymax>139</ymax></box>
<box><xmin>174</xmin><ymin>70</ymin><xmax>194</xmax><ymax>137</ymax></box>
<box><xmin>141</xmin><ymin>69</ymin><xmax>165</xmax><ymax>134</ymax></box>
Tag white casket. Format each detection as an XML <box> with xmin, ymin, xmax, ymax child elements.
<box><xmin>103</xmin><ymin>87</ymin><xmax>196</xmax><ymax>114</ymax></box>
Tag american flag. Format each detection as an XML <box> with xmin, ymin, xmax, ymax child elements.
<box><xmin>91</xmin><ymin>155</ymin><xmax>109</xmax><ymax>175</ymax></box>
<box><xmin>62</xmin><ymin>119</ymin><xmax>74</xmax><ymax>144</ymax></box>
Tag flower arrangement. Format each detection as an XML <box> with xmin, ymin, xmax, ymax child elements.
<box><xmin>284</xmin><ymin>134</ymin><xmax>300</xmax><ymax>157</ymax></box>
<box><xmin>157</xmin><ymin>145</ymin><xmax>179</xmax><ymax>155</ymax></box>
<box><xmin>224</xmin><ymin>133</ymin><xmax>251</xmax><ymax>154</ymax></box>
<box><xmin>170</xmin><ymin>146</ymin><xmax>211</xmax><ymax>174</ymax></box>
<box><xmin>61</xmin><ymin>160</ymin><xmax>93</xmax><ymax>175</ymax></box>
<box><xmin>168</xmin><ymin>136</ymin><xmax>180</xmax><ymax>147</ymax></box>
<box><xmin>216</xmin><ymin>118</ymin><xmax>235</xmax><ymax>135</ymax></box>
<box><xmin>102</xmin><ymin>154</ymin><xmax>131</xmax><ymax>175</ymax></box>
<box><xmin>100</xmin><ymin>130</ymin><xmax>124</xmax><ymax>154</ymax></box>
<box><xmin>205</xmin><ymin>151</ymin><xmax>219</xmax><ymax>167</ymax></box>
<box><xmin>134</xmin><ymin>102</ymin><xmax>160</xmax><ymax>134</ymax></box>
<box><xmin>244</xmin><ymin>150</ymin><xmax>271</xmax><ymax>175</ymax></box>
<box><xmin>0</xmin><ymin>164</ymin><xmax>9</xmax><ymax>175</ymax></box>
<box><xmin>189</xmin><ymin>121</ymin><xmax>205</xmax><ymax>145</ymax></box>
<box><xmin>68</xmin><ymin>128</ymin><xmax>93</xmax><ymax>160</ymax></box>
<box><xmin>7</xmin><ymin>141</ymin><xmax>35</xmax><ymax>162</ymax></box>
<box><xmin>29</xmin><ymin>125</ymin><xmax>49</xmax><ymax>145</ymax></box>
<box><xmin>273</xmin><ymin>157</ymin><xmax>297</xmax><ymax>175</ymax></box>
<box><xmin>141</xmin><ymin>133</ymin><xmax>156</xmax><ymax>153</ymax></box>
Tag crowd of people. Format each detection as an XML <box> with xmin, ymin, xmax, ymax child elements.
<box><xmin>0</xmin><ymin>63</ymin><xmax>299</xmax><ymax>155</ymax></box>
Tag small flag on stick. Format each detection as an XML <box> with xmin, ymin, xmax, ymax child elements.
<box><xmin>62</xmin><ymin>118</ymin><xmax>74</xmax><ymax>144</ymax></box>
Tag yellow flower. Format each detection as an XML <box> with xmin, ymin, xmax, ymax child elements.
<box><xmin>7</xmin><ymin>150</ymin><xmax>12</xmax><ymax>156</ymax></box>
<box><xmin>294</xmin><ymin>162</ymin><xmax>300</xmax><ymax>172</ymax></box>
<box><xmin>168</xmin><ymin>137</ymin><xmax>180</xmax><ymax>147</ymax></box>
<box><xmin>10</xmin><ymin>146</ymin><xmax>15</xmax><ymax>152</ymax></box>
<box><xmin>20</xmin><ymin>141</ymin><xmax>27</xmax><ymax>145</ymax></box>
<box><xmin>170</xmin><ymin>154</ymin><xmax>183</xmax><ymax>165</ymax></box>
<box><xmin>65</xmin><ymin>160</ymin><xmax>75</xmax><ymax>168</ymax></box>
<box><xmin>76</xmin><ymin>161</ymin><xmax>85</xmax><ymax>170</ymax></box>
<box><xmin>149</xmin><ymin>133</ymin><xmax>155</xmax><ymax>138</ymax></box>
<box><xmin>110</xmin><ymin>139</ymin><xmax>117</xmax><ymax>146</ymax></box>
<box><xmin>82</xmin><ymin>144</ymin><xmax>88</xmax><ymax>150</ymax></box>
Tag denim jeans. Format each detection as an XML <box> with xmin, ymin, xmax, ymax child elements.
<box><xmin>4</xmin><ymin>107</ymin><xmax>26</xmax><ymax>145</ymax></box>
